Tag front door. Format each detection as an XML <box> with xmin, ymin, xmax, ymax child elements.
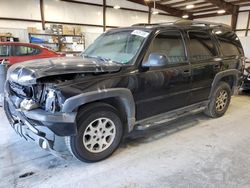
<box><xmin>134</xmin><ymin>30</ymin><xmax>192</xmax><ymax>120</ymax></box>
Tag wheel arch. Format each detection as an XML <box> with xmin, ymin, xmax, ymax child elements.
<box><xmin>210</xmin><ymin>69</ymin><xmax>240</xmax><ymax>98</ymax></box>
<box><xmin>62</xmin><ymin>88</ymin><xmax>136</xmax><ymax>133</ymax></box>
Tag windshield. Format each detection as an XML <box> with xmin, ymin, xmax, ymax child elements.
<box><xmin>83</xmin><ymin>29</ymin><xmax>150</xmax><ymax>64</ymax></box>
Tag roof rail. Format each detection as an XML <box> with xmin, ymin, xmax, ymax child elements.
<box><xmin>174</xmin><ymin>19</ymin><xmax>232</xmax><ymax>30</ymax></box>
<box><xmin>132</xmin><ymin>20</ymin><xmax>231</xmax><ymax>30</ymax></box>
<box><xmin>132</xmin><ymin>22</ymin><xmax>173</xmax><ymax>27</ymax></box>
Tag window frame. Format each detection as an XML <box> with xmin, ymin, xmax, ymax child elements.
<box><xmin>142</xmin><ymin>29</ymin><xmax>189</xmax><ymax>68</ymax></box>
<box><xmin>187</xmin><ymin>29</ymin><xmax>219</xmax><ymax>63</ymax></box>
<box><xmin>0</xmin><ymin>45</ymin><xmax>11</xmax><ymax>57</ymax></box>
<box><xmin>13</xmin><ymin>45</ymin><xmax>41</xmax><ymax>57</ymax></box>
<box><xmin>213</xmin><ymin>29</ymin><xmax>243</xmax><ymax>57</ymax></box>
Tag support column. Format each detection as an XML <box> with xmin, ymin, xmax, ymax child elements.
<box><xmin>148</xmin><ymin>6</ymin><xmax>151</xmax><ymax>24</ymax></box>
<box><xmin>40</xmin><ymin>0</ymin><xmax>45</xmax><ymax>30</ymax></box>
<box><xmin>103</xmin><ymin>0</ymin><xmax>106</xmax><ymax>32</ymax></box>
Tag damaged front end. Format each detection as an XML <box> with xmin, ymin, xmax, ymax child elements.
<box><xmin>4</xmin><ymin>74</ymin><xmax>77</xmax><ymax>158</ymax></box>
<box><xmin>4</xmin><ymin>56</ymin><xmax>121</xmax><ymax>157</ymax></box>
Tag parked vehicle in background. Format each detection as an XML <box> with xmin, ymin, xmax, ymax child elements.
<box><xmin>4</xmin><ymin>20</ymin><xmax>245</xmax><ymax>163</ymax></box>
<box><xmin>242</xmin><ymin>59</ymin><xmax>250</xmax><ymax>90</ymax></box>
<box><xmin>0</xmin><ymin>42</ymin><xmax>64</xmax><ymax>65</ymax></box>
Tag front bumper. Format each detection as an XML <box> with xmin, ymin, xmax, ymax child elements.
<box><xmin>4</xmin><ymin>95</ymin><xmax>77</xmax><ymax>158</ymax></box>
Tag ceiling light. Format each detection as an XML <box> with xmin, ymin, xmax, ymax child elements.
<box><xmin>217</xmin><ymin>9</ymin><xmax>226</xmax><ymax>14</ymax></box>
<box><xmin>186</xmin><ymin>4</ymin><xmax>194</xmax><ymax>9</ymax></box>
<box><xmin>182</xmin><ymin>14</ymin><xmax>189</xmax><ymax>19</ymax></box>
<box><xmin>151</xmin><ymin>0</ymin><xmax>159</xmax><ymax>15</ymax></box>
<box><xmin>152</xmin><ymin>11</ymin><xmax>159</xmax><ymax>15</ymax></box>
<box><xmin>113</xmin><ymin>5</ymin><xmax>120</xmax><ymax>9</ymax></box>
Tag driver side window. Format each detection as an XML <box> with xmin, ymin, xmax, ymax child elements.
<box><xmin>145</xmin><ymin>30</ymin><xmax>187</xmax><ymax>65</ymax></box>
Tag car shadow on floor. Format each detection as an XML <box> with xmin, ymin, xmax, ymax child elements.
<box><xmin>120</xmin><ymin>112</ymin><xmax>210</xmax><ymax>148</ymax></box>
<box><xmin>239</xmin><ymin>89</ymin><xmax>250</xmax><ymax>96</ymax></box>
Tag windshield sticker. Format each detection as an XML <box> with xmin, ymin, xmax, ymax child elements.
<box><xmin>131</xmin><ymin>30</ymin><xmax>149</xmax><ymax>38</ymax></box>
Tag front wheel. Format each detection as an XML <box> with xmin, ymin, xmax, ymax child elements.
<box><xmin>66</xmin><ymin>103</ymin><xmax>123</xmax><ymax>162</ymax></box>
<box><xmin>204</xmin><ymin>81</ymin><xmax>232</xmax><ymax>118</ymax></box>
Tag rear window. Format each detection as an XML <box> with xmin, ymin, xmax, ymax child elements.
<box><xmin>0</xmin><ymin>45</ymin><xmax>10</xmax><ymax>57</ymax></box>
<box><xmin>14</xmin><ymin>46</ymin><xmax>40</xmax><ymax>56</ymax></box>
<box><xmin>188</xmin><ymin>31</ymin><xmax>217</xmax><ymax>62</ymax></box>
<box><xmin>213</xmin><ymin>29</ymin><xmax>243</xmax><ymax>56</ymax></box>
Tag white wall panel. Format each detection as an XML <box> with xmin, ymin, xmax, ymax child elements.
<box><xmin>236</xmin><ymin>12</ymin><xmax>249</xmax><ymax>29</ymax></box>
<box><xmin>0</xmin><ymin>0</ymin><xmax>40</xmax><ymax>20</ymax></box>
<box><xmin>106</xmin><ymin>8</ymin><xmax>148</xmax><ymax>27</ymax></box>
<box><xmin>0</xmin><ymin>27</ymin><xmax>29</xmax><ymax>42</ymax></box>
<box><xmin>107</xmin><ymin>0</ymin><xmax>148</xmax><ymax>11</ymax></box>
<box><xmin>194</xmin><ymin>15</ymin><xmax>231</xmax><ymax>26</ymax></box>
<box><xmin>239</xmin><ymin>36</ymin><xmax>250</xmax><ymax>58</ymax></box>
<box><xmin>0</xmin><ymin>20</ymin><xmax>42</xmax><ymax>30</ymax></box>
<box><xmin>44</xmin><ymin>0</ymin><xmax>103</xmax><ymax>25</ymax></box>
<box><xmin>236</xmin><ymin>31</ymin><xmax>246</xmax><ymax>37</ymax></box>
<box><xmin>151</xmin><ymin>14</ymin><xmax>179</xmax><ymax>23</ymax></box>
<box><xmin>75</xmin><ymin>0</ymin><xmax>103</xmax><ymax>5</ymax></box>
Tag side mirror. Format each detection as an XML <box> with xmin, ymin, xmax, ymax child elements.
<box><xmin>142</xmin><ymin>53</ymin><xmax>168</xmax><ymax>68</ymax></box>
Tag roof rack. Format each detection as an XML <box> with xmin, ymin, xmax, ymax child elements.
<box><xmin>132</xmin><ymin>19</ymin><xmax>231</xmax><ymax>30</ymax></box>
<box><xmin>132</xmin><ymin>22</ymin><xmax>173</xmax><ymax>27</ymax></box>
<box><xmin>174</xmin><ymin>19</ymin><xmax>232</xmax><ymax>30</ymax></box>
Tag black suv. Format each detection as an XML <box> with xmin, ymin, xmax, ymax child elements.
<box><xmin>4</xmin><ymin>20</ymin><xmax>245</xmax><ymax>162</ymax></box>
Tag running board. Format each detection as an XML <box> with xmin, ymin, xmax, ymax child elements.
<box><xmin>135</xmin><ymin>101</ymin><xmax>208</xmax><ymax>131</ymax></box>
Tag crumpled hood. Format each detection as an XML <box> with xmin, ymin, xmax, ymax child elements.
<box><xmin>7</xmin><ymin>56</ymin><xmax>121</xmax><ymax>85</ymax></box>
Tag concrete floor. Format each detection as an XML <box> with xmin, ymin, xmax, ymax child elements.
<box><xmin>1</xmin><ymin>92</ymin><xmax>250</xmax><ymax>188</ymax></box>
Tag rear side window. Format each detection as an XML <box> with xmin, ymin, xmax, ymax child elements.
<box><xmin>213</xmin><ymin>29</ymin><xmax>243</xmax><ymax>56</ymax></box>
<box><xmin>188</xmin><ymin>31</ymin><xmax>217</xmax><ymax>62</ymax></box>
<box><xmin>147</xmin><ymin>30</ymin><xmax>187</xmax><ymax>64</ymax></box>
<box><xmin>14</xmin><ymin>46</ymin><xmax>40</xmax><ymax>56</ymax></box>
<box><xmin>0</xmin><ymin>45</ymin><xmax>10</xmax><ymax>57</ymax></box>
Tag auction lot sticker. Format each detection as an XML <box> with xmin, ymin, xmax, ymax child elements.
<box><xmin>131</xmin><ymin>30</ymin><xmax>149</xmax><ymax>38</ymax></box>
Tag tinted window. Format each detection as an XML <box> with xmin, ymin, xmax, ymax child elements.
<box><xmin>0</xmin><ymin>45</ymin><xmax>10</xmax><ymax>57</ymax></box>
<box><xmin>14</xmin><ymin>46</ymin><xmax>39</xmax><ymax>56</ymax></box>
<box><xmin>214</xmin><ymin>29</ymin><xmax>243</xmax><ymax>56</ymax></box>
<box><xmin>188</xmin><ymin>31</ymin><xmax>217</xmax><ymax>61</ymax></box>
<box><xmin>148</xmin><ymin>30</ymin><xmax>186</xmax><ymax>64</ymax></box>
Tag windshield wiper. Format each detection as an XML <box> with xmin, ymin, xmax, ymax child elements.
<box><xmin>83</xmin><ymin>54</ymin><xmax>122</xmax><ymax>64</ymax></box>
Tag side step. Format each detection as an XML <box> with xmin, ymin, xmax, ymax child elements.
<box><xmin>135</xmin><ymin>101</ymin><xmax>208</xmax><ymax>131</ymax></box>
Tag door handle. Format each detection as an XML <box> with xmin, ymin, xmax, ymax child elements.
<box><xmin>183</xmin><ymin>69</ymin><xmax>190</xmax><ymax>73</ymax></box>
<box><xmin>213</xmin><ymin>64</ymin><xmax>220</xmax><ymax>69</ymax></box>
<box><xmin>182</xmin><ymin>69</ymin><xmax>191</xmax><ymax>76</ymax></box>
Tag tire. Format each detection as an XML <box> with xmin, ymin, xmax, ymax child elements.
<box><xmin>204</xmin><ymin>81</ymin><xmax>232</xmax><ymax>118</ymax></box>
<box><xmin>66</xmin><ymin>103</ymin><xmax>123</xmax><ymax>162</ymax></box>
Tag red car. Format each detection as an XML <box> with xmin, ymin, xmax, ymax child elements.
<box><xmin>0</xmin><ymin>42</ymin><xmax>64</xmax><ymax>65</ymax></box>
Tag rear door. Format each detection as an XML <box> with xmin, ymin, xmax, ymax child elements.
<box><xmin>186</xmin><ymin>30</ymin><xmax>220</xmax><ymax>104</ymax></box>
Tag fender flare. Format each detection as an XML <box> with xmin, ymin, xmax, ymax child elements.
<box><xmin>209</xmin><ymin>69</ymin><xmax>240</xmax><ymax>98</ymax></box>
<box><xmin>62</xmin><ymin>88</ymin><xmax>136</xmax><ymax>132</ymax></box>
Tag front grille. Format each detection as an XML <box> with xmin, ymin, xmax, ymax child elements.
<box><xmin>9</xmin><ymin>81</ymin><xmax>33</xmax><ymax>98</ymax></box>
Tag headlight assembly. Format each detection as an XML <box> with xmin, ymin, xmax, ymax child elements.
<box><xmin>45</xmin><ymin>89</ymin><xmax>60</xmax><ymax>113</ymax></box>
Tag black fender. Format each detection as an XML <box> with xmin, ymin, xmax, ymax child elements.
<box><xmin>62</xmin><ymin>88</ymin><xmax>136</xmax><ymax>132</ymax></box>
<box><xmin>209</xmin><ymin>69</ymin><xmax>240</xmax><ymax>98</ymax></box>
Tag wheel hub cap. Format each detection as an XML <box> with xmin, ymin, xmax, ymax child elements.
<box><xmin>83</xmin><ymin>118</ymin><xmax>116</xmax><ymax>153</ymax></box>
<box><xmin>215</xmin><ymin>90</ymin><xmax>228</xmax><ymax>112</ymax></box>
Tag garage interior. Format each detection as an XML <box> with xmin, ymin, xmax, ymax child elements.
<box><xmin>1</xmin><ymin>0</ymin><xmax>250</xmax><ymax>187</ymax></box>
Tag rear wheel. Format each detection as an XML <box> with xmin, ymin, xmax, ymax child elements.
<box><xmin>204</xmin><ymin>81</ymin><xmax>231</xmax><ymax>118</ymax></box>
<box><xmin>66</xmin><ymin>103</ymin><xmax>123</xmax><ymax>162</ymax></box>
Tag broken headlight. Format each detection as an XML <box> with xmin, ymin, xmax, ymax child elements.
<box><xmin>44</xmin><ymin>89</ymin><xmax>61</xmax><ymax>113</ymax></box>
